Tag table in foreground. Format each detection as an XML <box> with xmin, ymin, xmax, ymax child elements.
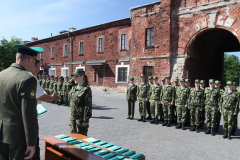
<box><xmin>43</xmin><ymin>133</ymin><xmax>146</xmax><ymax>160</ymax></box>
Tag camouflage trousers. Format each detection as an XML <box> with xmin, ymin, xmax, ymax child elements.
<box><xmin>186</xmin><ymin>108</ymin><xmax>191</xmax><ymax>124</ymax></box>
<box><xmin>150</xmin><ymin>99</ymin><xmax>160</xmax><ymax>118</ymax></box>
<box><xmin>190</xmin><ymin>106</ymin><xmax>201</xmax><ymax>126</ymax></box>
<box><xmin>63</xmin><ymin>91</ymin><xmax>68</xmax><ymax>103</ymax></box>
<box><xmin>70</xmin><ymin>116</ymin><xmax>88</xmax><ymax>136</ymax></box>
<box><xmin>200</xmin><ymin>108</ymin><xmax>205</xmax><ymax>123</ymax></box>
<box><xmin>232</xmin><ymin>114</ymin><xmax>238</xmax><ymax>131</ymax></box>
<box><xmin>45</xmin><ymin>89</ymin><xmax>49</xmax><ymax>95</ymax></box>
<box><xmin>171</xmin><ymin>104</ymin><xmax>177</xmax><ymax>121</ymax></box>
<box><xmin>159</xmin><ymin>104</ymin><xmax>163</xmax><ymax>117</ymax></box>
<box><xmin>146</xmin><ymin>101</ymin><xmax>151</xmax><ymax>117</ymax></box>
<box><xmin>205</xmin><ymin>105</ymin><xmax>217</xmax><ymax>129</ymax></box>
<box><xmin>222</xmin><ymin>108</ymin><xmax>235</xmax><ymax>132</ymax></box>
<box><xmin>127</xmin><ymin>99</ymin><xmax>135</xmax><ymax>118</ymax></box>
<box><xmin>162</xmin><ymin>102</ymin><xmax>172</xmax><ymax>121</ymax></box>
<box><xmin>139</xmin><ymin>99</ymin><xmax>147</xmax><ymax>117</ymax></box>
<box><xmin>176</xmin><ymin>105</ymin><xmax>187</xmax><ymax>123</ymax></box>
<box><xmin>57</xmin><ymin>91</ymin><xmax>63</xmax><ymax>103</ymax></box>
<box><xmin>215</xmin><ymin>110</ymin><xmax>221</xmax><ymax>126</ymax></box>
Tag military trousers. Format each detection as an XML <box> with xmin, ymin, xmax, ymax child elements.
<box><xmin>63</xmin><ymin>91</ymin><xmax>68</xmax><ymax>103</ymax></box>
<box><xmin>162</xmin><ymin>102</ymin><xmax>172</xmax><ymax>121</ymax></box>
<box><xmin>139</xmin><ymin>99</ymin><xmax>147</xmax><ymax>117</ymax></box>
<box><xmin>159</xmin><ymin>104</ymin><xmax>163</xmax><ymax>117</ymax></box>
<box><xmin>70</xmin><ymin>116</ymin><xmax>89</xmax><ymax>136</ymax></box>
<box><xmin>177</xmin><ymin>105</ymin><xmax>187</xmax><ymax>123</ymax></box>
<box><xmin>57</xmin><ymin>91</ymin><xmax>63</xmax><ymax>103</ymax></box>
<box><xmin>222</xmin><ymin>108</ymin><xmax>235</xmax><ymax>132</ymax></box>
<box><xmin>0</xmin><ymin>142</ymin><xmax>27</xmax><ymax>160</ymax></box>
<box><xmin>146</xmin><ymin>101</ymin><xmax>151</xmax><ymax>117</ymax></box>
<box><xmin>200</xmin><ymin>108</ymin><xmax>205</xmax><ymax>123</ymax></box>
<box><xmin>150</xmin><ymin>99</ymin><xmax>160</xmax><ymax>118</ymax></box>
<box><xmin>171</xmin><ymin>104</ymin><xmax>177</xmax><ymax>121</ymax></box>
<box><xmin>205</xmin><ymin>105</ymin><xmax>217</xmax><ymax>129</ymax></box>
<box><xmin>48</xmin><ymin>89</ymin><xmax>53</xmax><ymax>96</ymax></box>
<box><xmin>215</xmin><ymin>109</ymin><xmax>221</xmax><ymax>126</ymax></box>
<box><xmin>232</xmin><ymin>114</ymin><xmax>238</xmax><ymax>131</ymax></box>
<box><xmin>127</xmin><ymin>99</ymin><xmax>135</xmax><ymax>118</ymax></box>
<box><xmin>190</xmin><ymin>105</ymin><xmax>201</xmax><ymax>126</ymax></box>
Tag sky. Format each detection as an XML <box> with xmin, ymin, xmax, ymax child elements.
<box><xmin>0</xmin><ymin>0</ymin><xmax>159</xmax><ymax>41</ymax></box>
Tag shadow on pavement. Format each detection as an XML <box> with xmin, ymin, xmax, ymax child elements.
<box><xmin>91</xmin><ymin>116</ymin><xmax>114</xmax><ymax>119</ymax></box>
<box><xmin>92</xmin><ymin>104</ymin><xmax>117</xmax><ymax>110</ymax></box>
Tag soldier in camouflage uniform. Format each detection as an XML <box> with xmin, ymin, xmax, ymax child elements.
<box><xmin>146</xmin><ymin>76</ymin><xmax>153</xmax><ymax>120</ymax></box>
<box><xmin>48</xmin><ymin>75</ymin><xmax>55</xmax><ymax>102</ymax></box>
<box><xmin>220</xmin><ymin>81</ymin><xmax>239</xmax><ymax>140</ymax></box>
<box><xmin>126</xmin><ymin>77</ymin><xmax>137</xmax><ymax>120</ymax></box>
<box><xmin>215</xmin><ymin>80</ymin><xmax>224</xmax><ymax>131</ymax></box>
<box><xmin>56</xmin><ymin>76</ymin><xmax>63</xmax><ymax>105</ymax></box>
<box><xmin>204</xmin><ymin>79</ymin><xmax>220</xmax><ymax>136</ymax></box>
<box><xmin>62</xmin><ymin>77</ymin><xmax>69</xmax><ymax>106</ymax></box>
<box><xmin>41</xmin><ymin>75</ymin><xmax>46</xmax><ymax>90</ymax></box>
<box><xmin>69</xmin><ymin>69</ymin><xmax>92</xmax><ymax>136</ymax></box>
<box><xmin>148</xmin><ymin>76</ymin><xmax>162</xmax><ymax>124</ymax></box>
<box><xmin>44</xmin><ymin>75</ymin><xmax>50</xmax><ymax>95</ymax></box>
<box><xmin>188</xmin><ymin>79</ymin><xmax>204</xmax><ymax>133</ymax></box>
<box><xmin>137</xmin><ymin>74</ymin><xmax>148</xmax><ymax>122</ymax></box>
<box><xmin>231</xmin><ymin>82</ymin><xmax>239</xmax><ymax>135</ymax></box>
<box><xmin>38</xmin><ymin>74</ymin><xmax>42</xmax><ymax>86</ymax></box>
<box><xmin>200</xmin><ymin>80</ymin><xmax>206</xmax><ymax>128</ymax></box>
<box><xmin>172</xmin><ymin>78</ymin><xmax>179</xmax><ymax>123</ymax></box>
<box><xmin>185</xmin><ymin>79</ymin><xmax>191</xmax><ymax>126</ymax></box>
<box><xmin>175</xmin><ymin>78</ymin><xmax>189</xmax><ymax>130</ymax></box>
<box><xmin>53</xmin><ymin>77</ymin><xmax>58</xmax><ymax>104</ymax></box>
<box><xmin>160</xmin><ymin>76</ymin><xmax>175</xmax><ymax>127</ymax></box>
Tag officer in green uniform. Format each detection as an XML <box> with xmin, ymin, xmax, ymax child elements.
<box><xmin>188</xmin><ymin>79</ymin><xmax>204</xmax><ymax>133</ymax></box>
<box><xmin>53</xmin><ymin>77</ymin><xmax>58</xmax><ymax>104</ymax></box>
<box><xmin>185</xmin><ymin>79</ymin><xmax>191</xmax><ymax>126</ymax></box>
<box><xmin>220</xmin><ymin>81</ymin><xmax>239</xmax><ymax>140</ymax></box>
<box><xmin>126</xmin><ymin>77</ymin><xmax>137</xmax><ymax>120</ymax></box>
<box><xmin>69</xmin><ymin>69</ymin><xmax>92</xmax><ymax>136</ymax></box>
<box><xmin>62</xmin><ymin>77</ymin><xmax>69</xmax><ymax>106</ymax></box>
<box><xmin>38</xmin><ymin>74</ymin><xmax>42</xmax><ymax>86</ymax></box>
<box><xmin>172</xmin><ymin>78</ymin><xmax>179</xmax><ymax>123</ymax></box>
<box><xmin>0</xmin><ymin>44</ymin><xmax>43</xmax><ymax>159</ymax></box>
<box><xmin>214</xmin><ymin>80</ymin><xmax>224</xmax><ymax>131</ymax></box>
<box><xmin>48</xmin><ymin>75</ymin><xmax>55</xmax><ymax>102</ymax></box>
<box><xmin>57</xmin><ymin>76</ymin><xmax>64</xmax><ymax>105</ymax></box>
<box><xmin>148</xmin><ymin>76</ymin><xmax>162</xmax><ymax>124</ymax></box>
<box><xmin>160</xmin><ymin>76</ymin><xmax>175</xmax><ymax>127</ymax></box>
<box><xmin>175</xmin><ymin>78</ymin><xmax>189</xmax><ymax>130</ymax></box>
<box><xmin>204</xmin><ymin>79</ymin><xmax>220</xmax><ymax>136</ymax></box>
<box><xmin>146</xmin><ymin>76</ymin><xmax>153</xmax><ymax>120</ymax></box>
<box><xmin>137</xmin><ymin>74</ymin><xmax>148</xmax><ymax>122</ymax></box>
<box><xmin>200</xmin><ymin>80</ymin><xmax>206</xmax><ymax>128</ymax></box>
<box><xmin>41</xmin><ymin>75</ymin><xmax>46</xmax><ymax>90</ymax></box>
<box><xmin>231</xmin><ymin>82</ymin><xmax>239</xmax><ymax>135</ymax></box>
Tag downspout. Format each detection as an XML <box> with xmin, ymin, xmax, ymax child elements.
<box><xmin>68</xmin><ymin>31</ymin><xmax>72</xmax><ymax>76</ymax></box>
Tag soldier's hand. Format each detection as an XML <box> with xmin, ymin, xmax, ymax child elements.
<box><xmin>160</xmin><ymin>102</ymin><xmax>163</xmax><ymax>104</ymax></box>
<box><xmin>175</xmin><ymin>104</ymin><xmax>177</xmax><ymax>107</ymax></box>
<box><xmin>200</xmin><ymin>109</ymin><xmax>203</xmax><ymax>111</ymax></box>
<box><xmin>145</xmin><ymin>98</ymin><xmax>148</xmax><ymax>101</ymax></box>
<box><xmin>220</xmin><ymin>111</ymin><xmax>222</xmax><ymax>113</ymax></box>
<box><xmin>24</xmin><ymin>146</ymin><xmax>35</xmax><ymax>159</ymax></box>
<box><xmin>158</xmin><ymin>101</ymin><xmax>161</xmax><ymax>104</ymax></box>
<box><xmin>234</xmin><ymin>113</ymin><xmax>237</xmax><ymax>115</ymax></box>
<box><xmin>171</xmin><ymin>102</ymin><xmax>174</xmax><ymax>105</ymax></box>
<box><xmin>149</xmin><ymin>100</ymin><xmax>151</xmax><ymax>103</ymax></box>
<box><xmin>52</xmin><ymin>91</ymin><xmax>61</xmax><ymax>101</ymax></box>
<box><xmin>188</xmin><ymin>107</ymin><xmax>190</xmax><ymax>109</ymax></box>
<box><xmin>137</xmin><ymin>98</ymin><xmax>139</xmax><ymax>100</ymax></box>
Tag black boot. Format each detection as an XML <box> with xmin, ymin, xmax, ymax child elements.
<box><xmin>155</xmin><ymin>116</ymin><xmax>158</xmax><ymax>125</ymax></box>
<box><xmin>142</xmin><ymin>116</ymin><xmax>146</xmax><ymax>122</ymax></box>
<box><xmin>190</xmin><ymin>125</ymin><xmax>195</xmax><ymax>131</ymax></box>
<box><xmin>211</xmin><ymin>129</ymin><xmax>215</xmax><ymax>136</ymax></box>
<box><xmin>205</xmin><ymin>128</ymin><xmax>211</xmax><ymax>134</ymax></box>
<box><xmin>167</xmin><ymin>121</ymin><xmax>171</xmax><ymax>127</ymax></box>
<box><xmin>223</xmin><ymin>132</ymin><xmax>228</xmax><ymax>139</ymax></box>
<box><xmin>150</xmin><ymin>118</ymin><xmax>155</xmax><ymax>124</ymax></box>
<box><xmin>215</xmin><ymin>124</ymin><xmax>219</xmax><ymax>132</ymax></box>
<box><xmin>127</xmin><ymin>116</ymin><xmax>130</xmax><ymax>119</ymax></box>
<box><xmin>146</xmin><ymin>116</ymin><xmax>152</xmax><ymax>120</ymax></box>
<box><xmin>175</xmin><ymin>123</ymin><xmax>181</xmax><ymax>129</ymax></box>
<box><xmin>196</xmin><ymin>126</ymin><xmax>199</xmax><ymax>133</ymax></box>
<box><xmin>228</xmin><ymin>132</ymin><xmax>231</xmax><ymax>140</ymax></box>
<box><xmin>162</xmin><ymin>120</ymin><xmax>168</xmax><ymax>126</ymax></box>
<box><xmin>159</xmin><ymin>116</ymin><xmax>164</xmax><ymax>122</ymax></box>
<box><xmin>231</xmin><ymin>129</ymin><xmax>236</xmax><ymax>135</ymax></box>
<box><xmin>138</xmin><ymin>116</ymin><xmax>143</xmax><ymax>121</ymax></box>
<box><xmin>182</xmin><ymin>123</ymin><xmax>185</xmax><ymax>130</ymax></box>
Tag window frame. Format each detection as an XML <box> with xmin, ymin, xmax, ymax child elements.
<box><xmin>63</xmin><ymin>44</ymin><xmax>68</xmax><ymax>57</ymax></box>
<box><xmin>120</xmin><ymin>33</ymin><xmax>127</xmax><ymax>50</ymax></box>
<box><xmin>51</xmin><ymin>47</ymin><xmax>54</xmax><ymax>59</ymax></box>
<box><xmin>97</xmin><ymin>38</ymin><xmax>103</xmax><ymax>53</ymax></box>
<box><xmin>48</xmin><ymin>68</ymin><xmax>56</xmax><ymax>76</ymax></box>
<box><xmin>146</xmin><ymin>5</ymin><xmax>154</xmax><ymax>13</ymax></box>
<box><xmin>115</xmin><ymin>65</ymin><xmax>129</xmax><ymax>84</ymax></box>
<box><xmin>146</xmin><ymin>28</ymin><xmax>154</xmax><ymax>47</ymax></box>
<box><xmin>40</xmin><ymin>52</ymin><xmax>43</xmax><ymax>60</ymax></box>
<box><xmin>61</xmin><ymin>67</ymin><xmax>69</xmax><ymax>77</ymax></box>
<box><xmin>79</xmin><ymin>41</ymin><xmax>84</xmax><ymax>55</ymax></box>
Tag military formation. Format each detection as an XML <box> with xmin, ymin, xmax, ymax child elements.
<box><xmin>126</xmin><ymin>74</ymin><xmax>240</xmax><ymax>140</ymax></box>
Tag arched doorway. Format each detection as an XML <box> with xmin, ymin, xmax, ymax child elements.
<box><xmin>185</xmin><ymin>28</ymin><xmax>240</xmax><ymax>86</ymax></box>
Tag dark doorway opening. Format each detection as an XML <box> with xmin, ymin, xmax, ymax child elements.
<box><xmin>98</xmin><ymin>70</ymin><xmax>103</xmax><ymax>86</ymax></box>
<box><xmin>186</xmin><ymin>29</ymin><xmax>240</xmax><ymax>86</ymax></box>
<box><xmin>144</xmin><ymin>66</ymin><xmax>153</xmax><ymax>82</ymax></box>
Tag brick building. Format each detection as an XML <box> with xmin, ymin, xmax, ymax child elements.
<box><xmin>27</xmin><ymin>0</ymin><xmax>240</xmax><ymax>90</ymax></box>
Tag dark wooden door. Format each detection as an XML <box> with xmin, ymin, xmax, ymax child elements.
<box><xmin>98</xmin><ymin>70</ymin><xmax>103</xmax><ymax>86</ymax></box>
<box><xmin>144</xmin><ymin>66</ymin><xmax>153</xmax><ymax>82</ymax></box>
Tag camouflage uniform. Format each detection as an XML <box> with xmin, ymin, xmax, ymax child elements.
<box><xmin>185</xmin><ymin>79</ymin><xmax>191</xmax><ymax>125</ymax></box>
<box><xmin>146</xmin><ymin>76</ymin><xmax>153</xmax><ymax>119</ymax></box>
<box><xmin>137</xmin><ymin>82</ymin><xmax>148</xmax><ymax>118</ymax></box>
<box><xmin>232</xmin><ymin>87</ymin><xmax>240</xmax><ymax>134</ymax></box>
<box><xmin>44</xmin><ymin>77</ymin><xmax>50</xmax><ymax>95</ymax></box>
<box><xmin>200</xmin><ymin>80</ymin><xmax>206</xmax><ymax>128</ymax></box>
<box><xmin>41</xmin><ymin>77</ymin><xmax>46</xmax><ymax>90</ymax></box>
<box><xmin>48</xmin><ymin>78</ymin><xmax>54</xmax><ymax>95</ymax></box>
<box><xmin>62</xmin><ymin>80</ymin><xmax>68</xmax><ymax>105</ymax></box>
<box><xmin>57</xmin><ymin>78</ymin><xmax>63</xmax><ymax>104</ymax></box>
<box><xmin>215</xmin><ymin>80</ymin><xmax>224</xmax><ymax>131</ymax></box>
<box><xmin>126</xmin><ymin>78</ymin><xmax>137</xmax><ymax>119</ymax></box>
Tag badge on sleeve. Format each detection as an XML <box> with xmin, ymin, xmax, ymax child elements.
<box><xmin>29</xmin><ymin>89</ymin><xmax>36</xmax><ymax>99</ymax></box>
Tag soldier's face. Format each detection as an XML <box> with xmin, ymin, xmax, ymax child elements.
<box><xmin>227</xmin><ymin>84</ymin><xmax>233</xmax><ymax>91</ymax></box>
<box><xmin>130</xmin><ymin>80</ymin><xmax>134</xmax><ymax>84</ymax></box>
<box><xmin>50</xmin><ymin>77</ymin><xmax>53</xmax><ymax>80</ymax></box>
<box><xmin>186</xmin><ymin>82</ymin><xmax>190</xmax><ymax>87</ymax></box>
<box><xmin>154</xmin><ymin>79</ymin><xmax>158</xmax><ymax>83</ymax></box>
<box><xmin>200</xmin><ymin>84</ymin><xmax>204</xmax><ymax>88</ymax></box>
<box><xmin>141</xmin><ymin>77</ymin><xmax>145</xmax><ymax>82</ymax></box>
<box><xmin>195</xmin><ymin>82</ymin><xmax>200</xmax><ymax>88</ymax></box>
<box><xmin>233</xmin><ymin>86</ymin><xmax>237</xmax><ymax>90</ymax></box>
<box><xmin>180</xmin><ymin>81</ymin><xmax>185</xmax><ymax>86</ymax></box>
<box><xmin>209</xmin><ymin>83</ymin><xmax>214</xmax><ymax>88</ymax></box>
<box><xmin>165</xmin><ymin>79</ymin><xmax>170</xmax><ymax>84</ymax></box>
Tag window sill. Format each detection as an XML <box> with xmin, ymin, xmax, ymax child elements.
<box><xmin>63</xmin><ymin>56</ymin><xmax>68</xmax><ymax>58</ymax></box>
<box><xmin>78</xmin><ymin>54</ymin><xmax>84</xmax><ymax>56</ymax></box>
<box><xmin>115</xmin><ymin>81</ymin><xmax>128</xmax><ymax>84</ymax></box>
<box><xmin>145</xmin><ymin>46</ymin><xmax>154</xmax><ymax>49</ymax></box>
<box><xmin>97</xmin><ymin>52</ymin><xmax>103</xmax><ymax>54</ymax></box>
<box><xmin>51</xmin><ymin>58</ymin><xmax>54</xmax><ymax>60</ymax></box>
<box><xmin>40</xmin><ymin>59</ymin><xmax>43</xmax><ymax>61</ymax></box>
<box><xmin>120</xmin><ymin>49</ymin><xmax>127</xmax><ymax>52</ymax></box>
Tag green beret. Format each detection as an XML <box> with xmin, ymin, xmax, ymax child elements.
<box><xmin>185</xmin><ymin>79</ymin><xmax>190</xmax><ymax>82</ymax></box>
<box><xmin>153</xmin><ymin>76</ymin><xmax>158</xmax><ymax>80</ymax></box>
<box><xmin>140</xmin><ymin>74</ymin><xmax>145</xmax><ymax>78</ymax></box>
<box><xmin>174</xmin><ymin>78</ymin><xmax>178</xmax><ymax>82</ymax></box>
<box><xmin>209</xmin><ymin>79</ymin><xmax>215</xmax><ymax>83</ymax></box>
<box><xmin>72</xmin><ymin>69</ymin><xmax>85</xmax><ymax>76</ymax></box>
<box><xmin>180</xmin><ymin>78</ymin><xmax>185</xmax><ymax>82</ymax></box>
<box><xmin>233</xmin><ymin>82</ymin><xmax>238</xmax><ymax>86</ymax></box>
<box><xmin>165</xmin><ymin>76</ymin><xmax>171</xmax><ymax>79</ymax></box>
<box><xmin>195</xmin><ymin>79</ymin><xmax>200</xmax><ymax>83</ymax></box>
<box><xmin>148</xmin><ymin>76</ymin><xmax>153</xmax><ymax>80</ymax></box>
<box><xmin>227</xmin><ymin>81</ymin><xmax>233</xmax><ymax>85</ymax></box>
<box><xmin>129</xmin><ymin>77</ymin><xmax>134</xmax><ymax>81</ymax></box>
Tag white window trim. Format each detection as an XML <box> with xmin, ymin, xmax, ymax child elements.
<box><xmin>97</xmin><ymin>37</ymin><xmax>103</xmax><ymax>53</ymax></box>
<box><xmin>63</xmin><ymin>44</ymin><xmax>68</xmax><ymax>57</ymax></box>
<box><xmin>40</xmin><ymin>67</ymin><xmax>44</xmax><ymax>75</ymax></box>
<box><xmin>61</xmin><ymin>67</ymin><xmax>69</xmax><ymax>77</ymax></box>
<box><xmin>76</xmin><ymin>65</ymin><xmax>85</xmax><ymax>71</ymax></box>
<box><xmin>115</xmin><ymin>64</ymin><xmax>129</xmax><ymax>84</ymax></box>
<box><xmin>120</xmin><ymin>33</ymin><xmax>127</xmax><ymax>50</ymax></box>
<box><xmin>79</xmin><ymin>41</ymin><xmax>84</xmax><ymax>55</ymax></box>
<box><xmin>48</xmin><ymin>68</ymin><xmax>56</xmax><ymax>76</ymax></box>
<box><xmin>51</xmin><ymin>47</ymin><xmax>54</xmax><ymax>59</ymax></box>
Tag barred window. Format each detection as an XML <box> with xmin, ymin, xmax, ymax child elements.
<box><xmin>146</xmin><ymin>5</ymin><xmax>154</xmax><ymax>13</ymax></box>
<box><xmin>98</xmin><ymin>38</ymin><xmax>103</xmax><ymax>53</ymax></box>
<box><xmin>79</xmin><ymin>41</ymin><xmax>83</xmax><ymax>55</ymax></box>
<box><xmin>117</xmin><ymin>67</ymin><xmax>128</xmax><ymax>82</ymax></box>
<box><xmin>120</xmin><ymin>34</ymin><xmax>127</xmax><ymax>50</ymax></box>
<box><xmin>146</xmin><ymin>28</ymin><xmax>154</xmax><ymax>47</ymax></box>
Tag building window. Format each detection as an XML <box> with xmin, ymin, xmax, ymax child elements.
<box><xmin>64</xmin><ymin>44</ymin><xmax>67</xmax><ymax>57</ymax></box>
<box><xmin>61</xmin><ymin>67</ymin><xmax>69</xmax><ymax>77</ymax></box>
<box><xmin>40</xmin><ymin>52</ymin><xmax>43</xmax><ymax>60</ymax></box>
<box><xmin>146</xmin><ymin>28</ymin><xmax>154</xmax><ymax>47</ymax></box>
<box><xmin>120</xmin><ymin>34</ymin><xmax>127</xmax><ymax>50</ymax></box>
<box><xmin>98</xmin><ymin>38</ymin><xmax>103</xmax><ymax>53</ymax></box>
<box><xmin>146</xmin><ymin>5</ymin><xmax>154</xmax><ymax>13</ymax></box>
<box><xmin>51</xmin><ymin>47</ymin><xmax>54</xmax><ymax>59</ymax></box>
<box><xmin>79</xmin><ymin>41</ymin><xmax>83</xmax><ymax>55</ymax></box>
<box><xmin>48</xmin><ymin>68</ymin><xmax>56</xmax><ymax>76</ymax></box>
<box><xmin>115</xmin><ymin>65</ymin><xmax>129</xmax><ymax>83</ymax></box>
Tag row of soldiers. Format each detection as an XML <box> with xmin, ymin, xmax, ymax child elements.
<box><xmin>126</xmin><ymin>74</ymin><xmax>239</xmax><ymax>140</ymax></box>
<box><xmin>38</xmin><ymin>74</ymin><xmax>73</xmax><ymax>106</ymax></box>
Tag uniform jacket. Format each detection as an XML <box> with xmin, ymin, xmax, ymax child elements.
<box><xmin>39</xmin><ymin>78</ymin><xmax>42</xmax><ymax>86</ymax></box>
<box><xmin>147</xmin><ymin>83</ymin><xmax>153</xmax><ymax>99</ymax></box>
<box><xmin>61</xmin><ymin>81</ymin><xmax>68</xmax><ymax>95</ymax></box>
<box><xmin>219</xmin><ymin>91</ymin><xmax>239</xmax><ymax>113</ymax></box>
<box><xmin>175</xmin><ymin>86</ymin><xmax>189</xmax><ymax>105</ymax></box>
<box><xmin>126</xmin><ymin>84</ymin><xmax>137</xmax><ymax>100</ymax></box>
<box><xmin>48</xmin><ymin>80</ymin><xmax>54</xmax><ymax>92</ymax></box>
<box><xmin>41</xmin><ymin>79</ymin><xmax>46</xmax><ymax>89</ymax></box>
<box><xmin>0</xmin><ymin>63</ymin><xmax>38</xmax><ymax>146</ymax></box>
<box><xmin>69</xmin><ymin>83</ymin><xmax>92</xmax><ymax>123</ymax></box>
<box><xmin>148</xmin><ymin>83</ymin><xmax>162</xmax><ymax>100</ymax></box>
<box><xmin>204</xmin><ymin>87</ymin><xmax>220</xmax><ymax>107</ymax></box>
<box><xmin>188</xmin><ymin>88</ymin><xmax>204</xmax><ymax>108</ymax></box>
<box><xmin>57</xmin><ymin>81</ymin><xmax>63</xmax><ymax>92</ymax></box>
<box><xmin>45</xmin><ymin>79</ymin><xmax>50</xmax><ymax>90</ymax></box>
<box><xmin>160</xmin><ymin>84</ymin><xmax>175</xmax><ymax>104</ymax></box>
<box><xmin>137</xmin><ymin>82</ymin><xmax>148</xmax><ymax>100</ymax></box>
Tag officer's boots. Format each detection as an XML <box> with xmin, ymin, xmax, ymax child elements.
<box><xmin>167</xmin><ymin>121</ymin><xmax>171</xmax><ymax>127</ymax></box>
<box><xmin>138</xmin><ymin>116</ymin><xmax>143</xmax><ymax>121</ymax></box>
<box><xmin>146</xmin><ymin>115</ymin><xmax>152</xmax><ymax>120</ymax></box>
<box><xmin>211</xmin><ymin>128</ymin><xmax>215</xmax><ymax>136</ymax></box>
<box><xmin>215</xmin><ymin>124</ymin><xmax>220</xmax><ymax>132</ymax></box>
<box><xmin>150</xmin><ymin>118</ymin><xmax>155</xmax><ymax>124</ymax></box>
<box><xmin>228</xmin><ymin>132</ymin><xmax>231</xmax><ymax>140</ymax></box>
<box><xmin>162</xmin><ymin>120</ymin><xmax>168</xmax><ymax>126</ymax></box>
<box><xmin>223</xmin><ymin>132</ymin><xmax>228</xmax><ymax>139</ymax></box>
<box><xmin>190</xmin><ymin>125</ymin><xmax>195</xmax><ymax>131</ymax></box>
<box><xmin>231</xmin><ymin>129</ymin><xmax>236</xmax><ymax>135</ymax></box>
<box><xmin>182</xmin><ymin>123</ymin><xmax>186</xmax><ymax>130</ymax></box>
<box><xmin>196</xmin><ymin>126</ymin><xmax>199</xmax><ymax>133</ymax></box>
<box><xmin>159</xmin><ymin>116</ymin><xmax>164</xmax><ymax>122</ymax></box>
<box><xmin>175</xmin><ymin>123</ymin><xmax>181</xmax><ymax>129</ymax></box>
<box><xmin>205</xmin><ymin>128</ymin><xmax>211</xmax><ymax>134</ymax></box>
<box><xmin>155</xmin><ymin>116</ymin><xmax>158</xmax><ymax>125</ymax></box>
<box><xmin>142</xmin><ymin>116</ymin><xmax>146</xmax><ymax>122</ymax></box>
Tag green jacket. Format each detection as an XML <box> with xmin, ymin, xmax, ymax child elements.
<box><xmin>188</xmin><ymin>88</ymin><xmax>204</xmax><ymax>108</ymax></box>
<box><xmin>45</xmin><ymin>79</ymin><xmax>50</xmax><ymax>90</ymax></box>
<box><xmin>149</xmin><ymin>83</ymin><xmax>162</xmax><ymax>100</ymax></box>
<box><xmin>41</xmin><ymin>79</ymin><xmax>46</xmax><ymax>89</ymax></box>
<box><xmin>126</xmin><ymin>84</ymin><xmax>137</xmax><ymax>100</ymax></box>
<box><xmin>137</xmin><ymin>82</ymin><xmax>148</xmax><ymax>100</ymax></box>
<box><xmin>57</xmin><ymin>81</ymin><xmax>63</xmax><ymax>92</ymax></box>
<box><xmin>220</xmin><ymin>91</ymin><xmax>239</xmax><ymax>113</ymax></box>
<box><xmin>175</xmin><ymin>86</ymin><xmax>189</xmax><ymax>105</ymax></box>
<box><xmin>160</xmin><ymin>85</ymin><xmax>175</xmax><ymax>104</ymax></box>
<box><xmin>48</xmin><ymin>80</ymin><xmax>54</xmax><ymax>92</ymax></box>
<box><xmin>0</xmin><ymin>63</ymin><xmax>38</xmax><ymax>146</ymax></box>
<box><xmin>69</xmin><ymin>83</ymin><xmax>92</xmax><ymax>123</ymax></box>
<box><xmin>53</xmin><ymin>81</ymin><xmax>57</xmax><ymax>92</ymax></box>
<box><xmin>204</xmin><ymin>87</ymin><xmax>220</xmax><ymax>107</ymax></box>
<box><xmin>147</xmin><ymin>83</ymin><xmax>153</xmax><ymax>99</ymax></box>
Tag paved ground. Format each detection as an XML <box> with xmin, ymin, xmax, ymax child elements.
<box><xmin>39</xmin><ymin>89</ymin><xmax>240</xmax><ymax>160</ymax></box>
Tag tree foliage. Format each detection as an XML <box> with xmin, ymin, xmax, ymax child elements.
<box><xmin>0</xmin><ymin>37</ymin><xmax>22</xmax><ymax>71</ymax></box>
<box><xmin>223</xmin><ymin>53</ymin><xmax>240</xmax><ymax>85</ymax></box>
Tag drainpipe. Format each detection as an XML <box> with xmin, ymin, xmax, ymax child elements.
<box><xmin>68</xmin><ymin>31</ymin><xmax>72</xmax><ymax>76</ymax></box>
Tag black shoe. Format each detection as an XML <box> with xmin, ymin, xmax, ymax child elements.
<box><xmin>138</xmin><ymin>117</ymin><xmax>143</xmax><ymax>121</ymax></box>
<box><xmin>190</xmin><ymin>125</ymin><xmax>195</xmax><ymax>131</ymax></box>
<box><xmin>58</xmin><ymin>102</ymin><xmax>63</xmax><ymax>105</ymax></box>
<box><xmin>215</xmin><ymin>124</ymin><xmax>219</xmax><ymax>132</ymax></box>
<box><xmin>162</xmin><ymin>121</ymin><xmax>168</xmax><ymax>126</ymax></box>
<box><xmin>211</xmin><ymin>129</ymin><xmax>215</xmax><ymax>136</ymax></box>
<box><xmin>127</xmin><ymin>116</ymin><xmax>130</xmax><ymax>119</ymax></box>
<box><xmin>150</xmin><ymin>118</ymin><xmax>155</xmax><ymax>124</ymax></box>
<box><xmin>146</xmin><ymin>116</ymin><xmax>152</xmax><ymax>120</ymax></box>
<box><xmin>142</xmin><ymin>116</ymin><xmax>146</xmax><ymax>122</ymax></box>
<box><xmin>159</xmin><ymin>116</ymin><xmax>164</xmax><ymax>122</ymax></box>
<box><xmin>167</xmin><ymin>121</ymin><xmax>171</xmax><ymax>127</ymax></box>
<box><xmin>223</xmin><ymin>132</ymin><xmax>228</xmax><ymax>139</ymax></box>
<box><xmin>182</xmin><ymin>124</ymin><xmax>185</xmax><ymax>130</ymax></box>
<box><xmin>155</xmin><ymin>117</ymin><xmax>158</xmax><ymax>125</ymax></box>
<box><xmin>175</xmin><ymin>123</ymin><xmax>181</xmax><ymax>129</ymax></box>
<box><xmin>205</xmin><ymin>128</ymin><xmax>211</xmax><ymax>134</ymax></box>
<box><xmin>196</xmin><ymin>126</ymin><xmax>199</xmax><ymax>133</ymax></box>
<box><xmin>228</xmin><ymin>132</ymin><xmax>231</xmax><ymax>140</ymax></box>
<box><xmin>231</xmin><ymin>129</ymin><xmax>236</xmax><ymax>135</ymax></box>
